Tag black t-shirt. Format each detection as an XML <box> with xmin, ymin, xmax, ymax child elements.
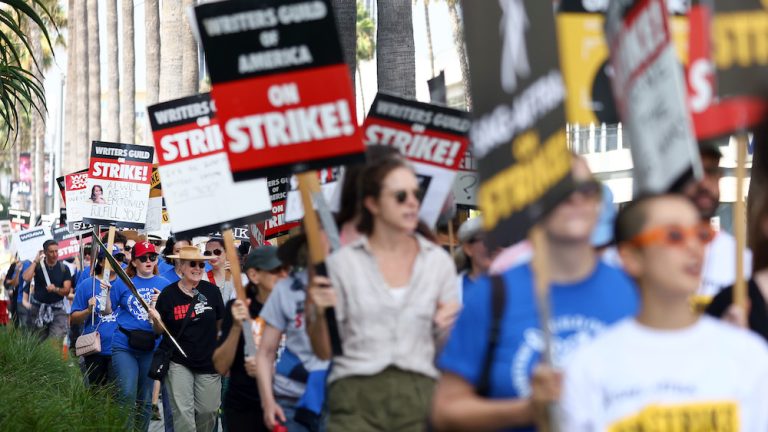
<box><xmin>218</xmin><ymin>286</ymin><xmax>264</xmax><ymax>411</ymax></box>
<box><xmin>26</xmin><ymin>261</ymin><xmax>73</xmax><ymax>304</ymax></box>
<box><xmin>155</xmin><ymin>280</ymin><xmax>225</xmax><ymax>374</ymax></box>
<box><xmin>706</xmin><ymin>279</ymin><xmax>768</xmax><ymax>342</ymax></box>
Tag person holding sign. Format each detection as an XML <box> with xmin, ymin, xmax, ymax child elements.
<box><xmin>148</xmin><ymin>246</ymin><xmax>225</xmax><ymax>432</ymax></box>
<box><xmin>307</xmin><ymin>157</ymin><xmax>460</xmax><ymax>431</ymax></box>
<box><xmin>560</xmin><ymin>194</ymin><xmax>768</xmax><ymax>430</ymax></box>
<box><xmin>22</xmin><ymin>240</ymin><xmax>74</xmax><ymax>342</ymax></box>
<box><xmin>105</xmin><ymin>241</ymin><xmax>169</xmax><ymax>432</ymax></box>
<box><xmin>214</xmin><ymin>246</ymin><xmax>287</xmax><ymax>432</ymax></box>
<box><xmin>70</xmin><ymin>246</ymin><xmax>122</xmax><ymax>387</ymax></box>
<box><xmin>204</xmin><ymin>237</ymin><xmax>235</xmax><ymax>303</ymax></box>
<box><xmin>431</xmin><ymin>158</ymin><xmax>638</xmax><ymax>431</ymax></box>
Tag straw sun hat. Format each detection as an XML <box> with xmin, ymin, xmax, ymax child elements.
<box><xmin>166</xmin><ymin>246</ymin><xmax>211</xmax><ymax>261</ymax></box>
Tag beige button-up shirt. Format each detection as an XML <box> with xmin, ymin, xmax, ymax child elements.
<box><xmin>325</xmin><ymin>234</ymin><xmax>459</xmax><ymax>384</ymax></box>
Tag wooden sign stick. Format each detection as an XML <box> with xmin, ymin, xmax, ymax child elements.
<box><xmin>222</xmin><ymin>228</ymin><xmax>258</xmax><ymax>357</ymax></box>
<box><xmin>733</xmin><ymin>134</ymin><xmax>748</xmax><ymax>309</ymax></box>
<box><xmin>298</xmin><ymin>171</ymin><xmax>343</xmax><ymax>356</ymax></box>
<box><xmin>530</xmin><ymin>225</ymin><xmax>560</xmax><ymax>432</ymax></box>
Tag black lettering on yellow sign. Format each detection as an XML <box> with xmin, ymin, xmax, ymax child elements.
<box><xmin>478</xmin><ymin>128</ymin><xmax>570</xmax><ymax>231</ymax></box>
<box><xmin>609</xmin><ymin>401</ymin><xmax>739</xmax><ymax>432</ymax></box>
<box><xmin>161</xmin><ymin>209</ymin><xmax>169</xmax><ymax>223</ymax></box>
<box><xmin>713</xmin><ymin>11</ymin><xmax>768</xmax><ymax>69</ymax></box>
<box><xmin>151</xmin><ymin>166</ymin><xmax>161</xmax><ymax>189</ymax></box>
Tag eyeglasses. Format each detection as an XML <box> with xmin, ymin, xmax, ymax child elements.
<box><xmin>203</xmin><ymin>249</ymin><xmax>223</xmax><ymax>257</ymax></box>
<box><xmin>186</xmin><ymin>261</ymin><xmax>206</xmax><ymax>269</ymax></box>
<box><xmin>124</xmin><ymin>245</ymin><xmax>132</xmax><ymax>252</ymax></box>
<box><xmin>571</xmin><ymin>180</ymin><xmax>601</xmax><ymax>199</ymax></box>
<box><xmin>390</xmin><ymin>188</ymin><xmax>424</xmax><ymax>204</ymax></box>
<box><xmin>137</xmin><ymin>254</ymin><xmax>158</xmax><ymax>263</ymax></box>
<box><xmin>628</xmin><ymin>223</ymin><xmax>716</xmax><ymax>248</ymax></box>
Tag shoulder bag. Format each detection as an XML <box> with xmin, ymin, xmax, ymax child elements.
<box><xmin>148</xmin><ymin>296</ymin><xmax>198</xmax><ymax>381</ymax></box>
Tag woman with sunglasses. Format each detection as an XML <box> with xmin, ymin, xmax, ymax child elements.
<box><xmin>307</xmin><ymin>157</ymin><xmax>461</xmax><ymax>431</ymax></box>
<box><xmin>149</xmin><ymin>246</ymin><xmax>225</xmax><ymax>432</ymax></box>
<box><xmin>104</xmin><ymin>241</ymin><xmax>169</xmax><ymax>432</ymax></box>
<box><xmin>204</xmin><ymin>238</ymin><xmax>235</xmax><ymax>303</ymax></box>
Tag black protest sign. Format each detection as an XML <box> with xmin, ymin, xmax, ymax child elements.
<box><xmin>264</xmin><ymin>176</ymin><xmax>300</xmax><ymax>239</ymax></box>
<box><xmin>605</xmin><ymin>0</ymin><xmax>701</xmax><ymax>194</ymax></box>
<box><xmin>9</xmin><ymin>208</ymin><xmax>31</xmax><ymax>229</ymax></box>
<box><xmin>461</xmin><ymin>0</ymin><xmax>573</xmax><ymax>247</ymax></box>
<box><xmin>708</xmin><ymin>0</ymin><xmax>768</xmax><ymax>132</ymax></box>
<box><xmin>194</xmin><ymin>0</ymin><xmax>364</xmax><ymax>181</ymax></box>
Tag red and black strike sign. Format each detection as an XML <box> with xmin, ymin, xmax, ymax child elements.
<box><xmin>88</xmin><ymin>142</ymin><xmax>154</xmax><ymax>184</ymax></box>
<box><xmin>149</xmin><ymin>94</ymin><xmax>221</xmax><ymax>165</ymax></box>
<box><xmin>194</xmin><ymin>0</ymin><xmax>364</xmax><ymax>181</ymax></box>
<box><xmin>264</xmin><ymin>176</ymin><xmax>299</xmax><ymax>239</ymax></box>
<box><xmin>363</xmin><ymin>93</ymin><xmax>471</xmax><ymax>170</ymax></box>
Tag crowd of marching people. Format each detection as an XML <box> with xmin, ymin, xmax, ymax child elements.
<box><xmin>3</xmin><ymin>141</ymin><xmax>768</xmax><ymax>432</ymax></box>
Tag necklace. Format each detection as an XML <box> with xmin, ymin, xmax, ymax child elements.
<box><xmin>178</xmin><ymin>280</ymin><xmax>196</xmax><ymax>297</ymax></box>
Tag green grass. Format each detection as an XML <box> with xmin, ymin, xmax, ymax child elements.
<box><xmin>0</xmin><ymin>327</ymin><xmax>131</xmax><ymax>431</ymax></box>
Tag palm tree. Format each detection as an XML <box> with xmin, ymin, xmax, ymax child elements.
<box><xmin>145</xmin><ymin>0</ymin><xmax>160</xmax><ymax>106</ymax></box>
<box><xmin>446</xmin><ymin>0</ymin><xmax>471</xmax><ymax>109</ymax></box>
<box><xmin>30</xmin><ymin>17</ymin><xmax>44</xmax><ymax>217</ymax></box>
<box><xmin>75</xmin><ymin>1</ymin><xmax>89</xmax><ymax>168</ymax></box>
<box><xmin>423</xmin><ymin>0</ymin><xmax>435</xmax><ymax>77</ymax></box>
<box><xmin>376</xmin><ymin>0</ymin><xmax>415</xmax><ymax>98</ymax></box>
<box><xmin>180</xmin><ymin>0</ymin><xmax>198</xmax><ymax>96</ymax></box>
<box><xmin>63</xmin><ymin>0</ymin><xmax>77</xmax><ymax>174</ymax></box>
<box><xmin>105</xmin><ymin>0</ymin><xmax>119</xmax><ymax>142</ymax></box>
<box><xmin>333</xmin><ymin>0</ymin><xmax>357</xmax><ymax>86</ymax></box>
<box><xmin>356</xmin><ymin>1</ymin><xmax>375</xmax><ymax>111</ymax></box>
<box><xmin>87</xmin><ymin>0</ymin><xmax>100</xmax><ymax>145</ymax></box>
<box><xmin>120</xmin><ymin>0</ymin><xmax>135</xmax><ymax>144</ymax></box>
<box><xmin>159</xmin><ymin>0</ymin><xmax>183</xmax><ymax>101</ymax></box>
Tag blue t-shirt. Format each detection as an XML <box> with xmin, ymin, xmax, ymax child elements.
<box><xmin>71</xmin><ymin>276</ymin><xmax>119</xmax><ymax>355</ymax></box>
<box><xmin>158</xmin><ymin>260</ymin><xmax>174</xmax><ymax>276</ymax></box>
<box><xmin>15</xmin><ymin>261</ymin><xmax>31</xmax><ymax>303</ymax></box>
<box><xmin>438</xmin><ymin>262</ymin><xmax>638</xmax><ymax>432</ymax></box>
<box><xmin>76</xmin><ymin>266</ymin><xmax>91</xmax><ymax>286</ymax></box>
<box><xmin>110</xmin><ymin>274</ymin><xmax>170</xmax><ymax>351</ymax></box>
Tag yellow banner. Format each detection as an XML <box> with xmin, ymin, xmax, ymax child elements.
<box><xmin>609</xmin><ymin>401</ymin><xmax>739</xmax><ymax>432</ymax></box>
<box><xmin>557</xmin><ymin>13</ymin><xmax>689</xmax><ymax>125</ymax></box>
<box><xmin>150</xmin><ymin>164</ymin><xmax>162</xmax><ymax>198</ymax></box>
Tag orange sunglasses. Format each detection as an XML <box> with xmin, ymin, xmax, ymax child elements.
<box><xmin>628</xmin><ymin>223</ymin><xmax>716</xmax><ymax>248</ymax></box>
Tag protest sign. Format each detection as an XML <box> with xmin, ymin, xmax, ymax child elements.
<box><xmin>194</xmin><ymin>0</ymin><xmax>365</xmax><ymax>181</ymax></box>
<box><xmin>264</xmin><ymin>176</ymin><xmax>300</xmax><ymax>239</ymax></box>
<box><xmin>452</xmin><ymin>151</ymin><xmax>479</xmax><ymax>208</ymax></box>
<box><xmin>284</xmin><ymin>168</ymin><xmax>341</xmax><ymax>223</ymax></box>
<box><xmin>363</xmin><ymin>93</ymin><xmax>471</xmax><ymax>227</ymax></box>
<box><xmin>605</xmin><ymin>0</ymin><xmax>701</xmax><ymax>194</ymax></box>
<box><xmin>64</xmin><ymin>169</ymin><xmax>90</xmax><ymax>230</ymax></box>
<box><xmin>207</xmin><ymin>225</ymin><xmax>251</xmax><ymax>241</ymax></box>
<box><xmin>144</xmin><ymin>165</ymin><xmax>164</xmax><ymax>232</ymax></box>
<box><xmin>82</xmin><ymin>141</ymin><xmax>154</xmax><ymax>229</ymax></box>
<box><xmin>12</xmin><ymin>226</ymin><xmax>51</xmax><ymax>261</ymax></box>
<box><xmin>461</xmin><ymin>0</ymin><xmax>573</xmax><ymax>248</ymax></box>
<box><xmin>148</xmin><ymin>93</ymin><xmax>272</xmax><ymax>236</ymax></box>
<box><xmin>52</xmin><ymin>225</ymin><xmax>91</xmax><ymax>260</ymax></box>
<box><xmin>558</xmin><ymin>0</ymin><xmax>689</xmax><ymax>125</ymax></box>
<box><xmin>9</xmin><ymin>209</ymin><xmax>31</xmax><ymax>230</ymax></box>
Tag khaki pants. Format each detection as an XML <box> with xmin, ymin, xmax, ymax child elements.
<box><xmin>166</xmin><ymin>361</ymin><xmax>221</xmax><ymax>432</ymax></box>
<box><xmin>327</xmin><ymin>367</ymin><xmax>435</xmax><ymax>432</ymax></box>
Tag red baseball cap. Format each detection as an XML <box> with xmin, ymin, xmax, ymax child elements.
<box><xmin>133</xmin><ymin>241</ymin><xmax>157</xmax><ymax>258</ymax></box>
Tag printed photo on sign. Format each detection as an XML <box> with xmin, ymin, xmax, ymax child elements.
<box><xmin>148</xmin><ymin>93</ymin><xmax>272</xmax><ymax>236</ymax></box>
<box><xmin>462</xmin><ymin>0</ymin><xmax>573</xmax><ymax>247</ymax></box>
<box><xmin>194</xmin><ymin>0</ymin><xmax>365</xmax><ymax>181</ymax></box>
<box><xmin>83</xmin><ymin>141</ymin><xmax>155</xmax><ymax>229</ymax></box>
<box><xmin>363</xmin><ymin>93</ymin><xmax>470</xmax><ymax>228</ymax></box>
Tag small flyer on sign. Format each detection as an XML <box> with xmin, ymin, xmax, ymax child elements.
<box><xmin>64</xmin><ymin>169</ymin><xmax>90</xmax><ymax>230</ymax></box>
<box><xmin>82</xmin><ymin>141</ymin><xmax>155</xmax><ymax>229</ymax></box>
<box><xmin>363</xmin><ymin>93</ymin><xmax>470</xmax><ymax>227</ymax></box>
<box><xmin>148</xmin><ymin>93</ymin><xmax>272</xmax><ymax>236</ymax></box>
<box><xmin>194</xmin><ymin>0</ymin><xmax>365</xmax><ymax>181</ymax></box>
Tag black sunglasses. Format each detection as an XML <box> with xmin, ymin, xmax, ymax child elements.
<box><xmin>114</xmin><ymin>253</ymin><xmax>126</xmax><ymax>262</ymax></box>
<box><xmin>572</xmin><ymin>180</ymin><xmax>601</xmax><ymax>198</ymax></box>
<box><xmin>203</xmin><ymin>249</ymin><xmax>223</xmax><ymax>256</ymax></box>
<box><xmin>124</xmin><ymin>245</ymin><xmax>132</xmax><ymax>252</ymax></box>
<box><xmin>186</xmin><ymin>261</ymin><xmax>206</xmax><ymax>269</ymax></box>
<box><xmin>392</xmin><ymin>188</ymin><xmax>424</xmax><ymax>204</ymax></box>
<box><xmin>137</xmin><ymin>254</ymin><xmax>158</xmax><ymax>263</ymax></box>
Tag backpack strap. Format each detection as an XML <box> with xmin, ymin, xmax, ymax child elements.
<box><xmin>477</xmin><ymin>274</ymin><xmax>506</xmax><ymax>397</ymax></box>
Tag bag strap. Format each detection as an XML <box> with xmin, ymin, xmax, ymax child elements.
<box><xmin>477</xmin><ymin>274</ymin><xmax>506</xmax><ymax>397</ymax></box>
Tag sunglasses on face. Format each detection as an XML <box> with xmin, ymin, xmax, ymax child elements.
<box><xmin>124</xmin><ymin>245</ymin><xmax>132</xmax><ymax>252</ymax></box>
<box><xmin>629</xmin><ymin>223</ymin><xmax>716</xmax><ymax>248</ymax></box>
<box><xmin>390</xmin><ymin>188</ymin><xmax>424</xmax><ymax>204</ymax></box>
<box><xmin>114</xmin><ymin>253</ymin><xmax>126</xmax><ymax>262</ymax></box>
<box><xmin>137</xmin><ymin>254</ymin><xmax>158</xmax><ymax>263</ymax></box>
<box><xmin>186</xmin><ymin>261</ymin><xmax>206</xmax><ymax>269</ymax></box>
<box><xmin>571</xmin><ymin>180</ymin><xmax>602</xmax><ymax>199</ymax></box>
<box><xmin>203</xmin><ymin>249</ymin><xmax>223</xmax><ymax>257</ymax></box>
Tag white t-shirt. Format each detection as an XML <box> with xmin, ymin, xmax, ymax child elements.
<box><xmin>699</xmin><ymin>231</ymin><xmax>752</xmax><ymax>297</ymax></box>
<box><xmin>561</xmin><ymin>316</ymin><xmax>768</xmax><ymax>431</ymax></box>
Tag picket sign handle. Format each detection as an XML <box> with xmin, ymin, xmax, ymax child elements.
<box><xmin>733</xmin><ymin>134</ymin><xmax>748</xmax><ymax>309</ymax></box>
<box><xmin>448</xmin><ymin>220</ymin><xmax>455</xmax><ymax>256</ymax></box>
<box><xmin>222</xmin><ymin>228</ymin><xmax>257</xmax><ymax>358</ymax></box>
<box><xmin>297</xmin><ymin>172</ymin><xmax>343</xmax><ymax>356</ymax></box>
<box><xmin>529</xmin><ymin>225</ymin><xmax>559</xmax><ymax>432</ymax></box>
<box><xmin>101</xmin><ymin>227</ymin><xmax>117</xmax><ymax>285</ymax></box>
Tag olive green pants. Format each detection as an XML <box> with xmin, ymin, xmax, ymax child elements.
<box><xmin>327</xmin><ymin>367</ymin><xmax>435</xmax><ymax>432</ymax></box>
